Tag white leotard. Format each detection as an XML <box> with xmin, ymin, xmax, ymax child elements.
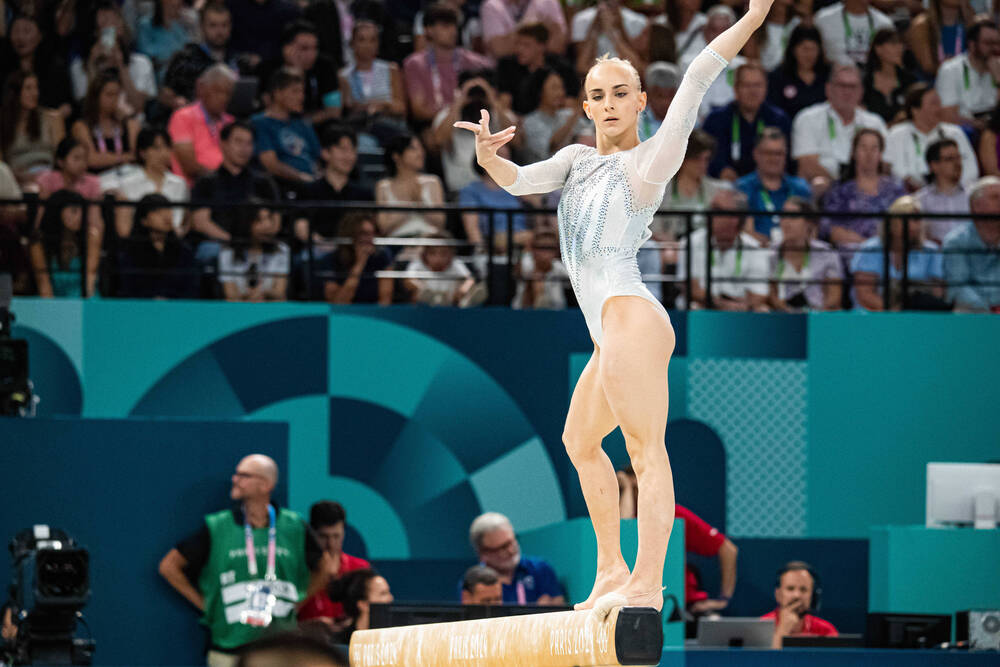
<box><xmin>503</xmin><ymin>48</ymin><xmax>728</xmax><ymax>345</ymax></box>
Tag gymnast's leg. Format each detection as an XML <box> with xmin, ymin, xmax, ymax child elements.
<box><xmin>563</xmin><ymin>348</ymin><xmax>631</xmax><ymax>610</ymax></box>
<box><xmin>599</xmin><ymin>296</ymin><xmax>675</xmax><ymax>611</ymax></box>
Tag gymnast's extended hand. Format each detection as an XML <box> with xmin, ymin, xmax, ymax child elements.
<box><xmin>453</xmin><ymin>110</ymin><xmax>519</xmax><ymax>187</ymax></box>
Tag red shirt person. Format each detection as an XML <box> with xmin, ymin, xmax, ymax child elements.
<box><xmin>762</xmin><ymin>561</ymin><xmax>838</xmax><ymax>649</ymax></box>
<box><xmin>298</xmin><ymin>500</ymin><xmax>370</xmax><ymax>622</ymax></box>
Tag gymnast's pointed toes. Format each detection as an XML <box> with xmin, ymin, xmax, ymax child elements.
<box><xmin>590</xmin><ymin>593</ymin><xmax>627</xmax><ymax>623</ymax></box>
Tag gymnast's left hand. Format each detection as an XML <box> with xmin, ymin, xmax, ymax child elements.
<box><xmin>454</xmin><ymin>109</ymin><xmax>517</xmax><ymax>168</ymax></box>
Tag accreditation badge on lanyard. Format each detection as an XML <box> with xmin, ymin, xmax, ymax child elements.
<box><xmin>240</xmin><ymin>505</ymin><xmax>278</xmax><ymax>627</ymax></box>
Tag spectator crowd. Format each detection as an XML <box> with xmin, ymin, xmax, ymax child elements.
<box><xmin>0</xmin><ymin>0</ymin><xmax>998</xmax><ymax>312</ymax></box>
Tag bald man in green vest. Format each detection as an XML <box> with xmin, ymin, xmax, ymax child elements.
<box><xmin>159</xmin><ymin>454</ymin><xmax>323</xmax><ymax>667</ymax></box>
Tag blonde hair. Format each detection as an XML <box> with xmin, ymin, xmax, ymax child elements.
<box><xmin>883</xmin><ymin>195</ymin><xmax>925</xmax><ymax>244</ymax></box>
<box><xmin>586</xmin><ymin>53</ymin><xmax>642</xmax><ymax>92</ymax></box>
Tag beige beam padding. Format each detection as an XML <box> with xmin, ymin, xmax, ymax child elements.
<box><xmin>349</xmin><ymin>607</ymin><xmax>662</xmax><ymax>667</ymax></box>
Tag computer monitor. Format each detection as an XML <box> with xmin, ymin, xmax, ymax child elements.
<box><xmin>695</xmin><ymin>618</ymin><xmax>774</xmax><ymax>648</ymax></box>
<box><xmin>926</xmin><ymin>463</ymin><xmax>1000</xmax><ymax>529</ymax></box>
<box><xmin>866</xmin><ymin>613</ymin><xmax>951</xmax><ymax>649</ymax></box>
<box><xmin>783</xmin><ymin>634</ymin><xmax>864</xmax><ymax>648</ymax></box>
<box><xmin>369</xmin><ymin>602</ymin><xmax>571</xmax><ymax>629</ymax></box>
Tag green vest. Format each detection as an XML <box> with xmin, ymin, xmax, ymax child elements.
<box><xmin>198</xmin><ymin>507</ymin><xmax>310</xmax><ymax>649</ymax></box>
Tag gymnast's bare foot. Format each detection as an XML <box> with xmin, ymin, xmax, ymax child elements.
<box><xmin>574</xmin><ymin>563</ymin><xmax>631</xmax><ymax>611</ymax></box>
<box><xmin>612</xmin><ymin>579</ymin><xmax>665</xmax><ymax>612</ymax></box>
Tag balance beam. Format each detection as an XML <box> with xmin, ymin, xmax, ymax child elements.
<box><xmin>349</xmin><ymin>606</ymin><xmax>662</xmax><ymax>666</ymax></box>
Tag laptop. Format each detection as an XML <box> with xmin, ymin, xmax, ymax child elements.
<box><xmin>696</xmin><ymin>617</ymin><xmax>774</xmax><ymax>648</ymax></box>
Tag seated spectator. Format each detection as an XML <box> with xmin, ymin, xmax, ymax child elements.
<box><xmin>160</xmin><ymin>2</ymin><xmax>234</xmax><ymax>110</ymax></box>
<box><xmin>118</xmin><ymin>193</ymin><xmax>199</xmax><ymax>299</ymax></box>
<box><xmin>736</xmin><ymin>128</ymin><xmax>811</xmax><ymax>244</ymax></box>
<box><xmin>768</xmin><ymin>197</ymin><xmax>843</xmax><ymax>311</ymax></box>
<box><xmin>637</xmin><ymin>62</ymin><xmax>678</xmax><ymax>142</ymax></box>
<box><xmin>412</xmin><ymin>0</ymin><xmax>483</xmax><ymax>56</ymax></box>
<box><xmin>814</xmin><ymin>0</ymin><xmax>892</xmax><ymax>67</ymax></box>
<box><xmin>679</xmin><ymin>6</ymin><xmax>739</xmax><ymax>120</ymax></box>
<box><xmin>137</xmin><ymin>0</ymin><xmax>200</xmax><ymax>80</ymax></box>
<box><xmin>852</xmin><ymin>195</ymin><xmax>947</xmax><ymax>311</ymax></box>
<box><xmin>676</xmin><ymin>4</ymin><xmax>729</xmax><ymax>71</ymax></box>
<box><xmin>703</xmin><ymin>63</ymin><xmax>790</xmax><ymax>181</ymax></box>
<box><xmin>863</xmin><ymin>28</ymin><xmax>917</xmax><ymax>124</ymax></box>
<box><xmin>338</xmin><ymin>21</ymin><xmax>408</xmax><ymax>139</ymax></box>
<box><xmin>907</xmin><ymin>0</ymin><xmax>973</xmax><ymax>78</ymax></box>
<box><xmin>459</xmin><ymin>147</ymin><xmax>530</xmax><ymax>253</ymax></box>
<box><xmin>667</xmin><ymin>0</ymin><xmax>707</xmax><ymax>64</ymax></box>
<box><xmin>29</xmin><ymin>190</ymin><xmax>89</xmax><ymax>297</ymax></box>
<box><xmin>70</xmin><ymin>13</ymin><xmax>156</xmax><ymax>115</ymax></box>
<box><xmin>71</xmin><ymin>71</ymin><xmax>140</xmax><ymax>177</ymax></box>
<box><xmin>792</xmin><ymin>64</ymin><xmax>887</xmax><ymax>196</ymax></box>
<box><xmin>495</xmin><ymin>22</ymin><xmax>578</xmax><ymax>117</ymax></box>
<box><xmin>764</xmin><ymin>561</ymin><xmax>838</xmax><ymax>649</ymax></box>
<box><xmin>114</xmin><ymin>127</ymin><xmax>189</xmax><ymax>239</ymax></box>
<box><xmin>481</xmin><ymin>0</ymin><xmax>567</xmax><ymax>59</ymax></box>
<box><xmin>219</xmin><ymin>202</ymin><xmax>288</xmax><ymax>301</ymax></box>
<box><xmin>658</xmin><ymin>130</ymin><xmax>728</xmax><ymax>236</ymax></box>
<box><xmin>767</xmin><ymin>26</ymin><xmax>830</xmax><ymax>122</ymax></box>
<box><xmin>252</xmin><ymin>67</ymin><xmax>322</xmax><ymax>195</ymax></box>
<box><xmin>758</xmin><ymin>0</ymin><xmax>802</xmax><ymax>72</ymax></box>
<box><xmin>0</xmin><ymin>71</ymin><xmax>65</xmax><ymax>186</ymax></box>
<box><xmin>432</xmin><ymin>72</ymin><xmax>518</xmax><ymax>195</ymax></box>
<box><xmin>260</xmin><ymin>21</ymin><xmax>341</xmax><ymax>129</ymax></box>
<box><xmin>521</xmin><ymin>70</ymin><xmax>582</xmax><ymax>164</ymax></box>
<box><xmin>979</xmin><ymin>107</ymin><xmax>1000</xmax><ymax>177</ymax></box>
<box><xmin>374</xmin><ymin>134</ymin><xmax>445</xmax><ymax>239</ymax></box>
<box><xmin>936</xmin><ymin>17</ymin><xmax>1000</xmax><ymax>128</ymax></box>
<box><xmin>466</xmin><ymin>512</ymin><xmax>565</xmax><ymax>605</ymax></box>
<box><xmin>403</xmin><ymin>231</ymin><xmax>474</xmax><ymax>306</ymax></box>
<box><xmin>228</xmin><ymin>0</ymin><xmax>302</xmax><ymax>68</ymax></box>
<box><xmin>326</xmin><ymin>569</ymin><xmax>393</xmax><ymax>643</ymax></box>
<box><xmin>235</xmin><ymin>632</ymin><xmax>348</xmax><ymax>667</ymax></box>
<box><xmin>512</xmin><ymin>228</ymin><xmax>569</xmax><ymax>309</ymax></box>
<box><xmin>191</xmin><ymin>120</ymin><xmax>280</xmax><ymax>260</ymax></box>
<box><xmin>295</xmin><ymin>125</ymin><xmax>372</xmax><ymax>248</ymax></box>
<box><xmin>0</xmin><ymin>160</ymin><xmax>28</xmax><ymax>292</ymax></box>
<box><xmin>168</xmin><ymin>64</ymin><xmax>236</xmax><ymax>184</ymax></box>
<box><xmin>943</xmin><ymin>175</ymin><xmax>1000</xmax><ymax>312</ymax></box>
<box><xmin>460</xmin><ymin>565</ymin><xmax>503</xmax><ymax>605</ymax></box>
<box><xmin>885</xmin><ymin>83</ymin><xmax>979</xmax><ymax>192</ymax></box>
<box><xmin>822</xmin><ymin>129</ymin><xmax>905</xmax><ymax>250</ymax></box>
<box><xmin>676</xmin><ymin>188</ymin><xmax>770</xmax><ymax>311</ymax></box>
<box><xmin>299</xmin><ymin>500</ymin><xmax>372</xmax><ymax>624</ymax></box>
<box><xmin>313</xmin><ymin>211</ymin><xmax>393</xmax><ymax>304</ymax></box>
<box><xmin>1</xmin><ymin>15</ymin><xmax>73</xmax><ymax>118</ymax></box>
<box><xmin>916</xmin><ymin>139</ymin><xmax>971</xmax><ymax>245</ymax></box>
<box><xmin>617</xmin><ymin>466</ymin><xmax>738</xmax><ymax>615</ymax></box>
<box><xmin>403</xmin><ymin>4</ymin><xmax>492</xmax><ymax>125</ymax></box>
<box><xmin>571</xmin><ymin>0</ymin><xmax>649</xmax><ymax>78</ymax></box>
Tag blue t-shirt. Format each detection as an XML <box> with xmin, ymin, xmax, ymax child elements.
<box><xmin>702</xmin><ymin>101</ymin><xmax>791</xmax><ymax>178</ymax></box>
<box><xmin>251</xmin><ymin>113</ymin><xmax>322</xmax><ymax>176</ymax></box>
<box><xmin>458</xmin><ymin>180</ymin><xmax>528</xmax><ymax>239</ymax></box>
<box><xmin>735</xmin><ymin>171</ymin><xmax>812</xmax><ymax>236</ymax></box>
<box><xmin>457</xmin><ymin>556</ymin><xmax>563</xmax><ymax>603</ymax></box>
<box><xmin>849</xmin><ymin>236</ymin><xmax>944</xmax><ymax>307</ymax></box>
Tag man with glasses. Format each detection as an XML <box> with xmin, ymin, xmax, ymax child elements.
<box><xmin>464</xmin><ymin>512</ymin><xmax>565</xmax><ymax>605</ymax></box>
<box><xmin>736</xmin><ymin>128</ymin><xmax>811</xmax><ymax>244</ymax></box>
<box><xmin>158</xmin><ymin>455</ymin><xmax>322</xmax><ymax>667</ymax></box>
<box><xmin>936</xmin><ymin>17</ymin><xmax>1000</xmax><ymax>129</ymax></box>
<box><xmin>791</xmin><ymin>63</ymin><xmax>886</xmax><ymax>195</ymax></box>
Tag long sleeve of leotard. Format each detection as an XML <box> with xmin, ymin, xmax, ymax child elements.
<box><xmin>630</xmin><ymin>48</ymin><xmax>728</xmax><ymax>185</ymax></box>
<box><xmin>500</xmin><ymin>144</ymin><xmax>584</xmax><ymax>196</ymax></box>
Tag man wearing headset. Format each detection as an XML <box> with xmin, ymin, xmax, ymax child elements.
<box><xmin>762</xmin><ymin>561</ymin><xmax>838</xmax><ymax>649</ymax></box>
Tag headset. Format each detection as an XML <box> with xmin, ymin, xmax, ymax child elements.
<box><xmin>775</xmin><ymin>561</ymin><xmax>823</xmax><ymax>613</ymax></box>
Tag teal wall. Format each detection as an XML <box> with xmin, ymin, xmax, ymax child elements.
<box><xmin>9</xmin><ymin>299</ymin><xmax>999</xmax><ymax>551</ymax></box>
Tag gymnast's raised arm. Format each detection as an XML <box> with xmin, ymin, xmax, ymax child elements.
<box><xmin>633</xmin><ymin>0</ymin><xmax>773</xmax><ymax>185</ymax></box>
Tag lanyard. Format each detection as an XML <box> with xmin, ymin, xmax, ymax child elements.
<box><xmin>427</xmin><ymin>48</ymin><xmax>460</xmax><ymax>109</ymax></box>
<box><xmin>963</xmin><ymin>59</ymin><xmax>973</xmax><ymax>90</ymax></box>
<box><xmin>93</xmin><ymin>124</ymin><xmax>123</xmax><ymax>155</ymax></box>
<box><xmin>244</xmin><ymin>504</ymin><xmax>277</xmax><ymax>580</ymax></box>
<box><xmin>776</xmin><ymin>249</ymin><xmax>810</xmax><ymax>279</ymax></box>
<box><xmin>731</xmin><ymin>114</ymin><xmax>765</xmax><ymax>162</ymax></box>
<box><xmin>759</xmin><ymin>186</ymin><xmax>781</xmax><ymax>226</ymax></box>
<box><xmin>516</xmin><ymin>580</ymin><xmax>527</xmax><ymax>604</ymax></box>
<box><xmin>938</xmin><ymin>23</ymin><xmax>964</xmax><ymax>63</ymax></box>
<box><xmin>199</xmin><ymin>102</ymin><xmax>222</xmax><ymax>144</ymax></box>
<box><xmin>671</xmin><ymin>180</ymin><xmax>706</xmax><ymax>205</ymax></box>
<box><xmin>640</xmin><ymin>108</ymin><xmax>653</xmax><ymax>140</ymax></box>
<box><xmin>842</xmin><ymin>8</ymin><xmax>874</xmax><ymax>42</ymax></box>
<box><xmin>826</xmin><ymin>112</ymin><xmax>841</xmax><ymax>140</ymax></box>
<box><xmin>711</xmin><ymin>245</ymin><xmax>742</xmax><ymax>276</ymax></box>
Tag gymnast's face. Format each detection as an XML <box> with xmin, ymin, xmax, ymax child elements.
<box><xmin>583</xmin><ymin>61</ymin><xmax>646</xmax><ymax>140</ymax></box>
<box><xmin>477</xmin><ymin>525</ymin><xmax>521</xmax><ymax>573</ymax></box>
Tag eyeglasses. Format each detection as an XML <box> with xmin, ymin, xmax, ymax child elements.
<box><xmin>479</xmin><ymin>538</ymin><xmax>516</xmax><ymax>555</ymax></box>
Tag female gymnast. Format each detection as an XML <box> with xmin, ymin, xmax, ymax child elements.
<box><xmin>456</xmin><ymin>0</ymin><xmax>775</xmax><ymax>613</ymax></box>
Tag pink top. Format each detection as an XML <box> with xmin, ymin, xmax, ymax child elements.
<box><xmin>167</xmin><ymin>102</ymin><xmax>234</xmax><ymax>184</ymax></box>
<box><xmin>36</xmin><ymin>170</ymin><xmax>102</xmax><ymax>200</ymax></box>
<box><xmin>402</xmin><ymin>47</ymin><xmax>493</xmax><ymax>116</ymax></box>
<box><xmin>480</xmin><ymin>0</ymin><xmax>566</xmax><ymax>43</ymax></box>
